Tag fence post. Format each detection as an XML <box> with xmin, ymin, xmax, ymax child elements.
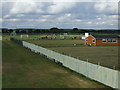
<box><xmin>98</xmin><ymin>62</ymin><xmax>100</xmax><ymax>66</ymax></box>
<box><xmin>113</xmin><ymin>66</ymin><xmax>115</xmax><ymax>70</ymax></box>
<box><xmin>87</xmin><ymin>59</ymin><xmax>88</xmax><ymax>62</ymax></box>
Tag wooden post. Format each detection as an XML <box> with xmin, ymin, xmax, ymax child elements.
<box><xmin>87</xmin><ymin>59</ymin><xmax>88</xmax><ymax>62</ymax></box>
<box><xmin>98</xmin><ymin>62</ymin><xmax>100</xmax><ymax>66</ymax></box>
<box><xmin>113</xmin><ymin>66</ymin><xmax>115</xmax><ymax>70</ymax></box>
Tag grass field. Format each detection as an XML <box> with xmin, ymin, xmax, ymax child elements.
<box><xmin>27</xmin><ymin>40</ymin><xmax>119</xmax><ymax>70</ymax></box>
<box><xmin>48</xmin><ymin>47</ymin><xmax>118</xmax><ymax>70</ymax></box>
<box><xmin>3</xmin><ymin>34</ymin><xmax>83</xmax><ymax>41</ymax></box>
<box><xmin>27</xmin><ymin>40</ymin><xmax>84</xmax><ymax>47</ymax></box>
<box><xmin>2</xmin><ymin>39</ymin><xmax>110</xmax><ymax>88</ymax></box>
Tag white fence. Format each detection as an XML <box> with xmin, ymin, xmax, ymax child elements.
<box><xmin>22</xmin><ymin>41</ymin><xmax>118</xmax><ymax>88</ymax></box>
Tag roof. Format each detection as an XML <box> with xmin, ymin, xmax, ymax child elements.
<box><xmin>92</xmin><ymin>35</ymin><xmax>120</xmax><ymax>39</ymax></box>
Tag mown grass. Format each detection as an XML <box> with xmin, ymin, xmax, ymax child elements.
<box><xmin>27</xmin><ymin>40</ymin><xmax>84</xmax><ymax>47</ymax></box>
<box><xmin>4</xmin><ymin>34</ymin><xmax>83</xmax><ymax>41</ymax></box>
<box><xmin>48</xmin><ymin>46</ymin><xmax>119</xmax><ymax>70</ymax></box>
<box><xmin>2</xmin><ymin>39</ymin><xmax>110</xmax><ymax>88</ymax></box>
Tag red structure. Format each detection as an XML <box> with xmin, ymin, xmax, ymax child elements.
<box><xmin>85</xmin><ymin>35</ymin><xmax>120</xmax><ymax>45</ymax></box>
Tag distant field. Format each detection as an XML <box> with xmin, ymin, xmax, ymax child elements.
<box><xmin>3</xmin><ymin>35</ymin><xmax>119</xmax><ymax>70</ymax></box>
<box><xmin>5</xmin><ymin>34</ymin><xmax>83</xmax><ymax>40</ymax></box>
<box><xmin>27</xmin><ymin>40</ymin><xmax>119</xmax><ymax>70</ymax></box>
<box><xmin>2</xmin><ymin>39</ymin><xmax>109</xmax><ymax>88</ymax></box>
<box><xmin>27</xmin><ymin>40</ymin><xmax>84</xmax><ymax>47</ymax></box>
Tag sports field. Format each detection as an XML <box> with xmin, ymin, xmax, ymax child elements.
<box><xmin>2</xmin><ymin>38</ymin><xmax>109</xmax><ymax>88</ymax></box>
<box><xmin>27</xmin><ymin>39</ymin><xmax>84</xmax><ymax>47</ymax></box>
<box><xmin>27</xmin><ymin>39</ymin><xmax>119</xmax><ymax>70</ymax></box>
<box><xmin>7</xmin><ymin>34</ymin><xmax>83</xmax><ymax>40</ymax></box>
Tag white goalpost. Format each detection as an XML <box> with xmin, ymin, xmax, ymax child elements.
<box><xmin>21</xmin><ymin>34</ymin><xmax>29</xmax><ymax>38</ymax></box>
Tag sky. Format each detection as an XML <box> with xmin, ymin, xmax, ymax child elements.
<box><xmin>0</xmin><ymin>0</ymin><xmax>119</xmax><ymax>29</ymax></box>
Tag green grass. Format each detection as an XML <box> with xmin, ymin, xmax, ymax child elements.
<box><xmin>27</xmin><ymin>40</ymin><xmax>84</xmax><ymax>47</ymax></box>
<box><xmin>4</xmin><ymin>34</ymin><xmax>83</xmax><ymax>40</ymax></box>
<box><xmin>27</xmin><ymin>40</ymin><xmax>119</xmax><ymax>70</ymax></box>
<box><xmin>2</xmin><ymin>39</ymin><xmax>110</xmax><ymax>88</ymax></box>
<box><xmin>48</xmin><ymin>46</ymin><xmax>119</xmax><ymax>70</ymax></box>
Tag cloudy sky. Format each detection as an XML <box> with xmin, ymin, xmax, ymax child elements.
<box><xmin>0</xmin><ymin>0</ymin><xmax>119</xmax><ymax>29</ymax></box>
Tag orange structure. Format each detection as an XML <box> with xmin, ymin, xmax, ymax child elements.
<box><xmin>85</xmin><ymin>35</ymin><xmax>120</xmax><ymax>46</ymax></box>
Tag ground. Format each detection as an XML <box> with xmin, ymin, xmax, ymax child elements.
<box><xmin>2</xmin><ymin>38</ymin><xmax>110</xmax><ymax>88</ymax></box>
<box><xmin>27</xmin><ymin>39</ymin><xmax>119</xmax><ymax>70</ymax></box>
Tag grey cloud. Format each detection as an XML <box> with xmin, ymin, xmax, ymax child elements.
<box><xmin>1</xmin><ymin>1</ymin><xmax>118</xmax><ymax>29</ymax></box>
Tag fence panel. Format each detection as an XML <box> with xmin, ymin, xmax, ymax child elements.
<box><xmin>22</xmin><ymin>41</ymin><xmax>118</xmax><ymax>88</ymax></box>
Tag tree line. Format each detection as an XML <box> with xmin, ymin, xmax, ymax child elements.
<box><xmin>2</xmin><ymin>27</ymin><xmax>120</xmax><ymax>35</ymax></box>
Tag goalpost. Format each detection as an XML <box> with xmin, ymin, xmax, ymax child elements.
<box><xmin>21</xmin><ymin>34</ymin><xmax>29</xmax><ymax>38</ymax></box>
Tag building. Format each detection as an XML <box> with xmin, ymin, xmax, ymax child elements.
<box><xmin>85</xmin><ymin>35</ymin><xmax>120</xmax><ymax>45</ymax></box>
<box><xmin>82</xmin><ymin>33</ymin><xmax>89</xmax><ymax>39</ymax></box>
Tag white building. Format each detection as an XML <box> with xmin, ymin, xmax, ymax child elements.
<box><xmin>85</xmin><ymin>33</ymin><xmax>89</xmax><ymax>37</ymax></box>
<box><xmin>82</xmin><ymin>33</ymin><xmax>89</xmax><ymax>39</ymax></box>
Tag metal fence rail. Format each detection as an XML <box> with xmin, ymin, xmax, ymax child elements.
<box><xmin>22</xmin><ymin>41</ymin><xmax>118</xmax><ymax>88</ymax></box>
